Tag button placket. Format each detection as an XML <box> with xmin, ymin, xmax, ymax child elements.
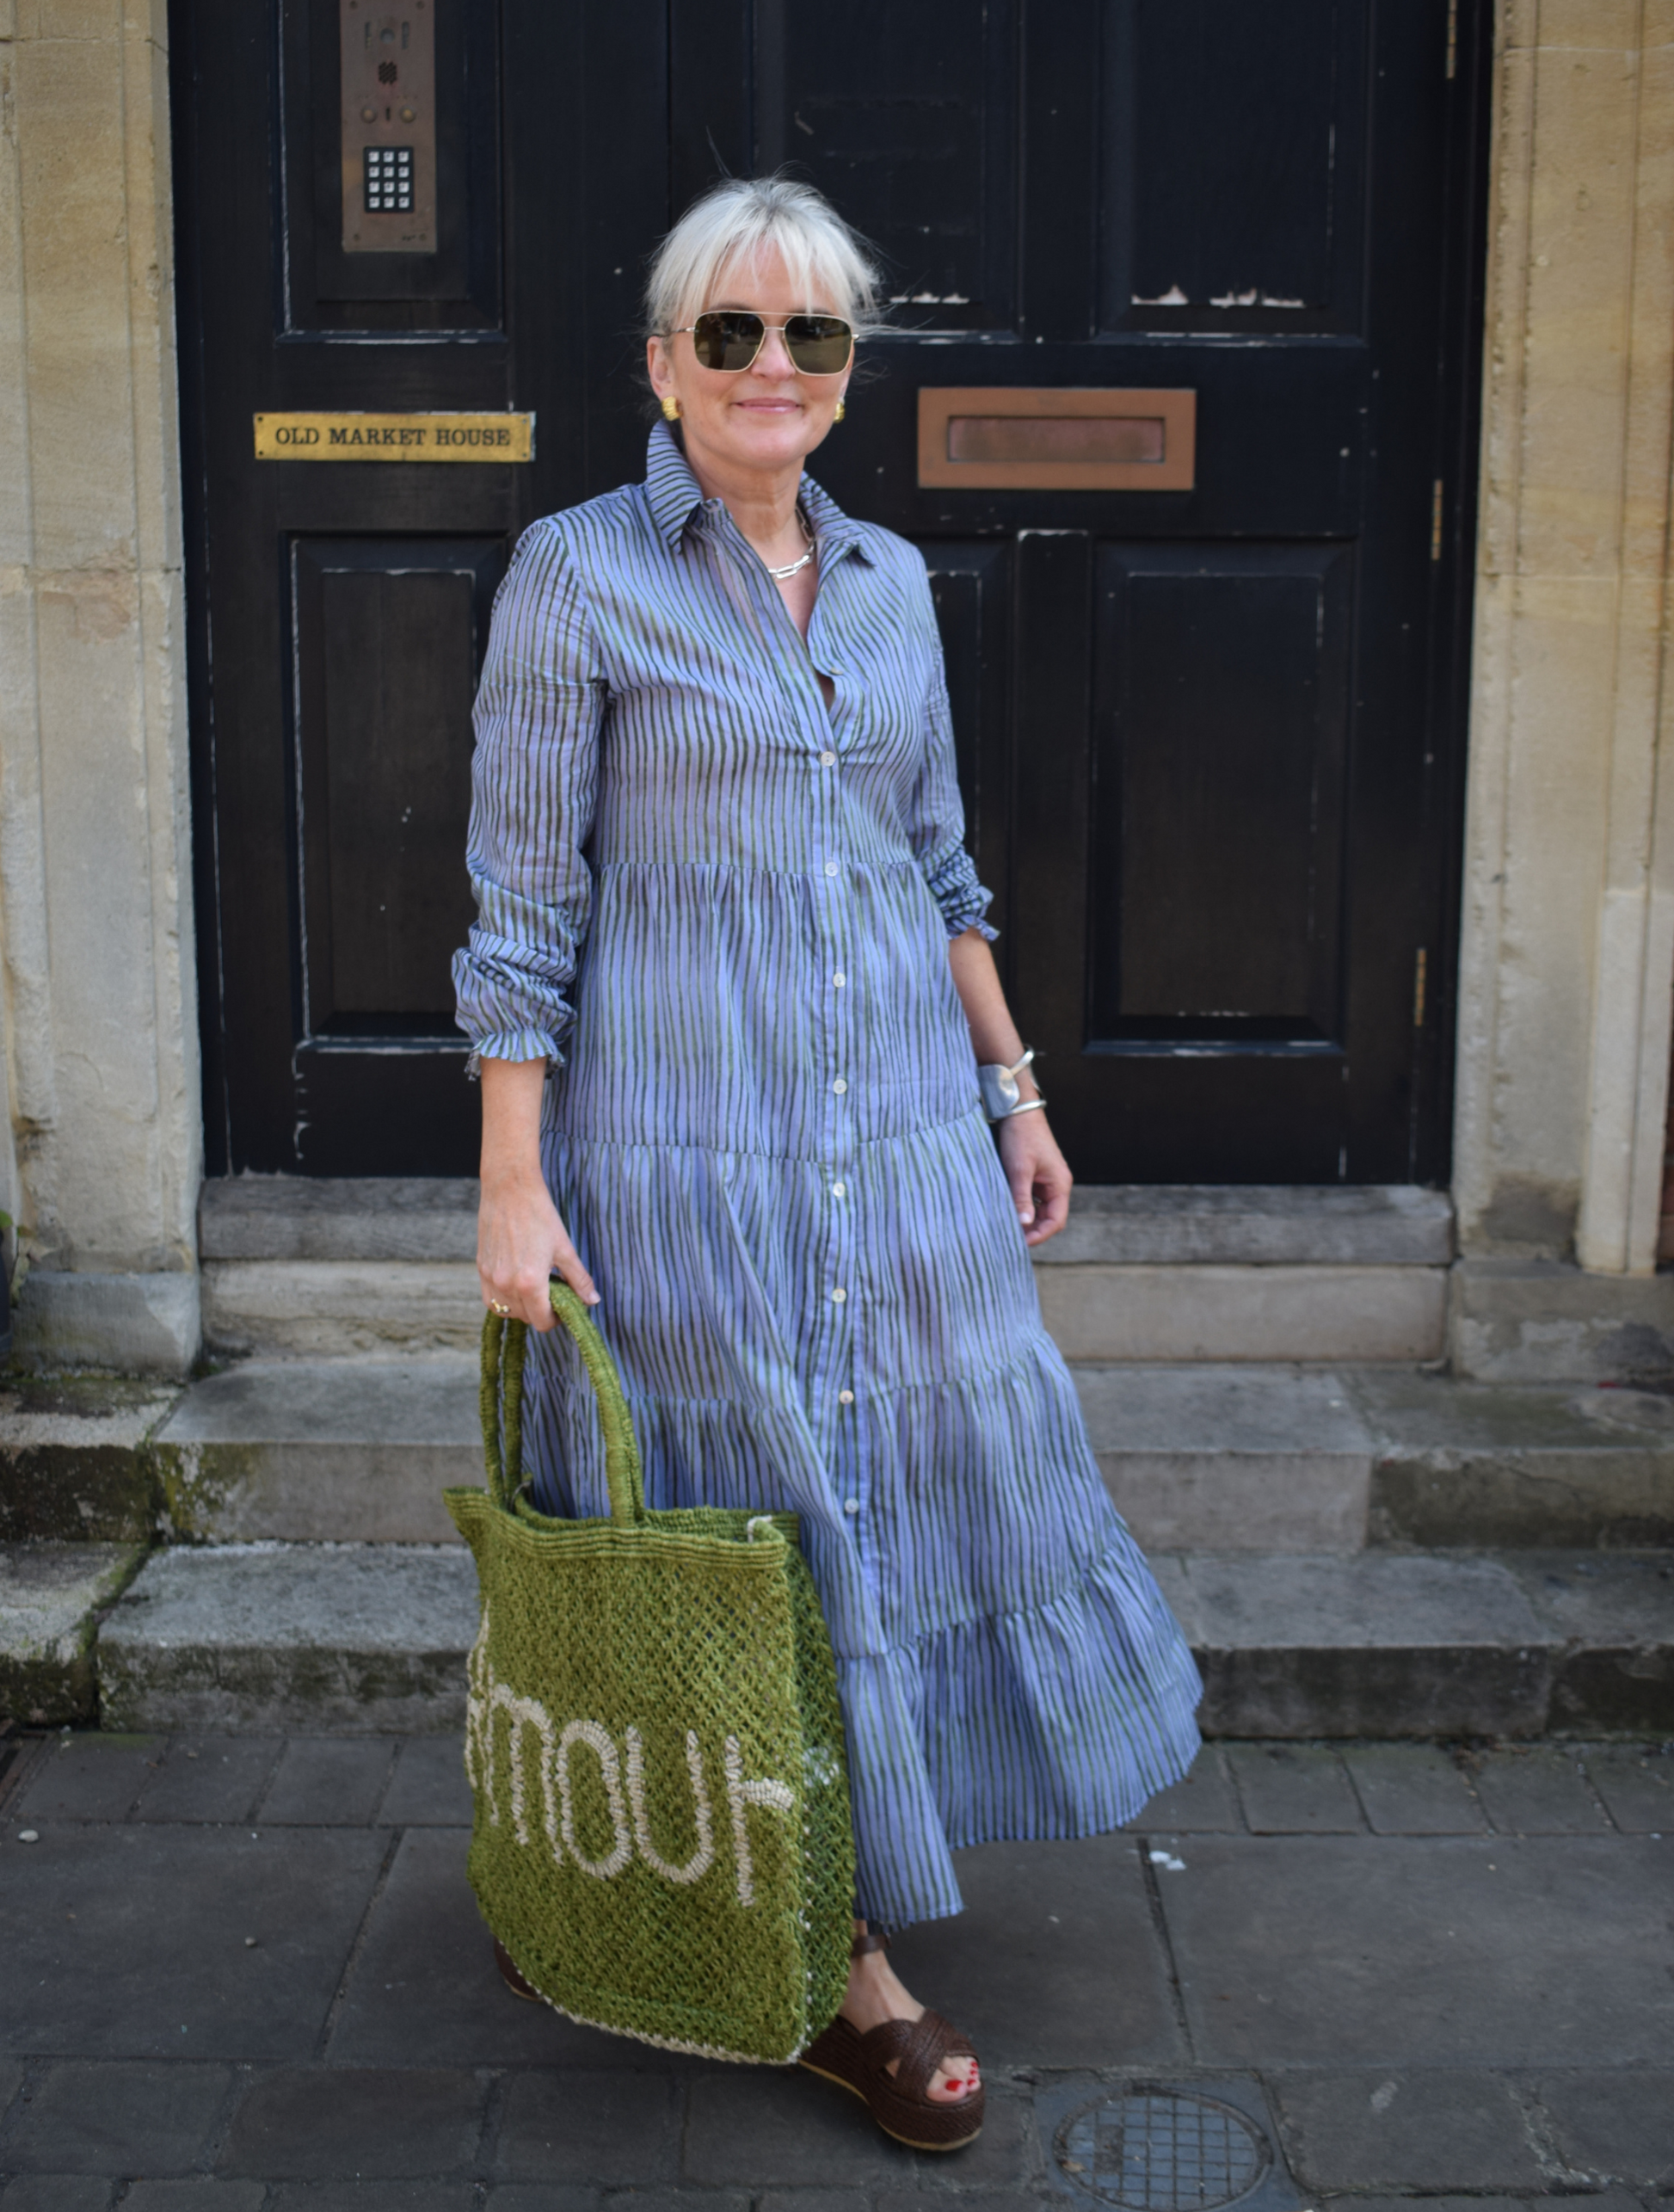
<box><xmin>815</xmin><ymin>716</ymin><xmax>854</xmax><ymax>1440</ymax></box>
<box><xmin>808</xmin><ymin>585</ymin><xmax>864</xmax><ymax>1522</ymax></box>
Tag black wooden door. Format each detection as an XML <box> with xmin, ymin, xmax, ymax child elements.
<box><xmin>175</xmin><ymin>1</ymin><xmax>1486</xmax><ymax>1182</ymax></box>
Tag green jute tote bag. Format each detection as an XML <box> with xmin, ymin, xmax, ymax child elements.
<box><xmin>444</xmin><ymin>1282</ymin><xmax>856</xmax><ymax>2065</ymax></box>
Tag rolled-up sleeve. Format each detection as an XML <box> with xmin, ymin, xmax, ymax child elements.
<box><xmin>452</xmin><ymin>521</ymin><xmax>608</xmax><ymax>1069</ymax></box>
<box><xmin>908</xmin><ymin>595</ymin><xmax>998</xmax><ymax>942</ymax></box>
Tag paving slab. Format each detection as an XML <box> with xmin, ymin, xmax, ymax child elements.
<box><xmin>0</xmin><ymin>2061</ymin><xmax>231</xmax><ymax>2174</ymax></box>
<box><xmin>1074</xmin><ymin>1366</ymin><xmax>1371</xmax><ymax>1551</ymax></box>
<box><xmin>325</xmin><ymin>1829</ymin><xmax>642</xmax><ymax>2070</ymax></box>
<box><xmin>752</xmin><ymin>2194</ymin><xmax>873</xmax><ymax>2212</ymax></box>
<box><xmin>883</xmin><ymin>1834</ymin><xmax>1185</xmax><ymax>2072</ymax></box>
<box><xmin>0</xmin><ymin>1377</ymin><xmax>177</xmax><ymax>1543</ymax></box>
<box><xmin>0</xmin><ymin>1544</ymin><xmax>147</xmax><ymax>1726</ymax></box>
<box><xmin>378</xmin><ymin>1736</ymin><xmax>473</xmax><ymax>1827</ymax></box>
<box><xmin>1322</xmin><ymin>2200</ymin><xmax>1569</xmax><ymax>2212</ymax></box>
<box><xmin>258</xmin><ymin>1738</ymin><xmax>397</xmax><ymax>1825</ymax></box>
<box><xmin>1186</xmin><ymin>1553</ymin><xmax>1554</xmax><ymax>1737</ymax></box>
<box><xmin>874</xmin><ymin>2193</ymin><xmax>1047</xmax><ymax>2212</ymax></box>
<box><xmin>676</xmin><ymin>2067</ymin><xmax>918</xmax><ymax>2189</ymax></box>
<box><xmin>1225</xmin><ymin>1745</ymin><xmax>1361</xmax><ymax>1833</ymax></box>
<box><xmin>1340</xmin><ymin>1745</ymin><xmax>1490</xmax><ymax>1834</ymax></box>
<box><xmin>1124</xmin><ymin>1745</ymin><xmax>1243</xmax><ymax>1832</ymax></box>
<box><xmin>1267</xmin><ymin>2069</ymin><xmax>1545</xmax><ymax>2190</ymax></box>
<box><xmin>132</xmin><ymin>1737</ymin><xmax>283</xmax><ymax>1824</ymax></box>
<box><xmin>10</xmin><ymin>1735</ymin><xmax>162</xmax><ymax>1823</ymax></box>
<box><xmin>99</xmin><ymin>1547</ymin><xmax>477</xmax><ymax>1734</ymax></box>
<box><xmin>266</xmin><ymin>2190</ymin><xmax>477</xmax><ymax>2212</ymax></box>
<box><xmin>483</xmin><ymin>2191</ymin><xmax>601</xmax><ymax>2212</ymax></box>
<box><xmin>152</xmin><ymin>1358</ymin><xmax>478</xmax><ymax>1544</ymax></box>
<box><xmin>1158</xmin><ymin>1835</ymin><xmax>1674</xmax><ymax>2065</ymax></box>
<box><xmin>1470</xmin><ymin>1747</ymin><xmax>1613</xmax><ymax>1833</ymax></box>
<box><xmin>1530</xmin><ymin>2069</ymin><xmax>1674</xmax><ymax>2185</ymax></box>
<box><xmin>1349</xmin><ymin>1367</ymin><xmax>1674</xmax><ymax>1547</ymax></box>
<box><xmin>122</xmin><ymin>2185</ymin><xmax>267</xmax><ymax>2211</ymax></box>
<box><xmin>491</xmin><ymin>2070</ymin><xmax>684</xmax><ymax>2184</ymax></box>
<box><xmin>1583</xmin><ymin>1742</ymin><xmax>1674</xmax><ymax>1829</ymax></box>
<box><xmin>218</xmin><ymin>2068</ymin><xmax>485</xmax><ymax>2179</ymax></box>
<box><xmin>0</xmin><ymin>2179</ymin><xmax>114</xmax><ymax>2210</ymax></box>
<box><xmin>0</xmin><ymin>1823</ymin><xmax>384</xmax><ymax>2061</ymax></box>
<box><xmin>122</xmin><ymin>2190</ymin><xmax>266</xmax><ymax>2211</ymax></box>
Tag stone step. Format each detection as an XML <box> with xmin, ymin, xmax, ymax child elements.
<box><xmin>1082</xmin><ymin>1362</ymin><xmax>1674</xmax><ymax>1551</ymax></box>
<box><xmin>80</xmin><ymin>1355</ymin><xmax>1674</xmax><ymax>1553</ymax></box>
<box><xmin>1</xmin><ymin>1542</ymin><xmax>149</xmax><ymax>1724</ymax></box>
<box><xmin>199</xmin><ymin>1177</ymin><xmax>1455</xmax><ymax>1361</ymax></box>
<box><xmin>93</xmin><ymin>1539</ymin><xmax>1674</xmax><ymax>1740</ymax></box>
<box><xmin>151</xmin><ymin>1354</ymin><xmax>478</xmax><ymax>1545</ymax></box>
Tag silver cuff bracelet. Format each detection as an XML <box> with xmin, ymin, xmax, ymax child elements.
<box><xmin>978</xmin><ymin>1048</ymin><xmax>1043</xmax><ymax>1122</ymax></box>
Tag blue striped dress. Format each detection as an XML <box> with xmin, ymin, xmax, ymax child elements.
<box><xmin>452</xmin><ymin>423</ymin><xmax>1202</xmax><ymax>1927</ymax></box>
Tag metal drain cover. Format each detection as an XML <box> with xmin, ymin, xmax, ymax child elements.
<box><xmin>1055</xmin><ymin>2086</ymin><xmax>1271</xmax><ymax>2211</ymax></box>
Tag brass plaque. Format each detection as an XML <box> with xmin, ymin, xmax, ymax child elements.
<box><xmin>918</xmin><ymin>388</ymin><xmax>1196</xmax><ymax>490</ymax></box>
<box><xmin>254</xmin><ymin>412</ymin><xmax>536</xmax><ymax>461</ymax></box>
<box><xmin>341</xmin><ymin>2</ymin><xmax>437</xmax><ymax>254</ymax></box>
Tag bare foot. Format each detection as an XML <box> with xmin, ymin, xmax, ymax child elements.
<box><xmin>839</xmin><ymin>1923</ymin><xmax>980</xmax><ymax>2104</ymax></box>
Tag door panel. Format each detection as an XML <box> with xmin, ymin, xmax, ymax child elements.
<box><xmin>292</xmin><ymin>536</ymin><xmax>499</xmax><ymax>1032</ymax></box>
<box><xmin>1089</xmin><ymin>542</ymin><xmax>1353</xmax><ymax>1044</ymax></box>
<box><xmin>754</xmin><ymin>0</ymin><xmax>1019</xmax><ymax>334</ymax></box>
<box><xmin>1106</xmin><ymin>0</ymin><xmax>1368</xmax><ymax>333</ymax></box>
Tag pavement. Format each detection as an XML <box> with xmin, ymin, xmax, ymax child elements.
<box><xmin>0</xmin><ymin>1729</ymin><xmax>1669</xmax><ymax>2210</ymax></box>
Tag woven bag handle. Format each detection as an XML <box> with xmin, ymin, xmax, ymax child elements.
<box><xmin>480</xmin><ymin>1282</ymin><xmax>645</xmax><ymax>1527</ymax></box>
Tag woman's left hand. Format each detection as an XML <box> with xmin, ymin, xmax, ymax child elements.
<box><xmin>998</xmin><ymin>1111</ymin><xmax>1072</xmax><ymax>1247</ymax></box>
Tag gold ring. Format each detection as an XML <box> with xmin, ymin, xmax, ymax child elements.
<box><xmin>489</xmin><ymin>1299</ymin><xmax>512</xmax><ymax>1319</ymax></box>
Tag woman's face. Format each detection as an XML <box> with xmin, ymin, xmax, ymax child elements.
<box><xmin>647</xmin><ymin>245</ymin><xmax>852</xmax><ymax>484</ymax></box>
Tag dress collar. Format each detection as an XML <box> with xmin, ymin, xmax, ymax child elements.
<box><xmin>643</xmin><ymin>421</ymin><xmax>872</xmax><ymax>567</ymax></box>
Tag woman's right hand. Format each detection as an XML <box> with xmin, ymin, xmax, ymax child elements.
<box><xmin>477</xmin><ymin>1057</ymin><xmax>600</xmax><ymax>1327</ymax></box>
<box><xmin>477</xmin><ymin>1169</ymin><xmax>599</xmax><ymax>1328</ymax></box>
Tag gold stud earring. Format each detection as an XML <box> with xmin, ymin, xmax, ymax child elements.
<box><xmin>661</xmin><ymin>394</ymin><xmax>681</xmax><ymax>422</ymax></box>
<box><xmin>834</xmin><ymin>396</ymin><xmax>846</xmax><ymax>423</ymax></box>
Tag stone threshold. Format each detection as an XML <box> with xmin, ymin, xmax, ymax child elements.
<box><xmin>200</xmin><ymin>1176</ymin><xmax>1456</xmax><ymax>1268</ymax></box>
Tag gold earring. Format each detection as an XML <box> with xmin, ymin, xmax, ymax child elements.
<box><xmin>661</xmin><ymin>394</ymin><xmax>681</xmax><ymax>422</ymax></box>
<box><xmin>834</xmin><ymin>396</ymin><xmax>846</xmax><ymax>423</ymax></box>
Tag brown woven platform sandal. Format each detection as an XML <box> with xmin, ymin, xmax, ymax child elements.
<box><xmin>494</xmin><ymin>1938</ymin><xmax>541</xmax><ymax>2002</ymax></box>
<box><xmin>799</xmin><ymin>1932</ymin><xmax>984</xmax><ymax>2153</ymax></box>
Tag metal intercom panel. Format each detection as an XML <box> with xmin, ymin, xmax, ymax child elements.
<box><xmin>341</xmin><ymin>2</ymin><xmax>436</xmax><ymax>253</ymax></box>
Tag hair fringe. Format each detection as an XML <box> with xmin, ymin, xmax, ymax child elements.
<box><xmin>643</xmin><ymin>172</ymin><xmax>884</xmax><ymax>344</ymax></box>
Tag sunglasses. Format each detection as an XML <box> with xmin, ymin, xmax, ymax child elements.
<box><xmin>674</xmin><ymin>311</ymin><xmax>854</xmax><ymax>376</ymax></box>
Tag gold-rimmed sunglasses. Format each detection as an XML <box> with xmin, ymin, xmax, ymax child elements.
<box><xmin>674</xmin><ymin>310</ymin><xmax>854</xmax><ymax>376</ymax></box>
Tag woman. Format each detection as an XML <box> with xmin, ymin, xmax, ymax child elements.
<box><xmin>453</xmin><ymin>174</ymin><xmax>1201</xmax><ymax>2152</ymax></box>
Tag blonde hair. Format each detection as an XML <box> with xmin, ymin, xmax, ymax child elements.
<box><xmin>644</xmin><ymin>174</ymin><xmax>883</xmax><ymax>341</ymax></box>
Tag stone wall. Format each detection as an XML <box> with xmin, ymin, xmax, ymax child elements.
<box><xmin>0</xmin><ymin>0</ymin><xmax>200</xmax><ymax>1373</ymax></box>
<box><xmin>1450</xmin><ymin>0</ymin><xmax>1674</xmax><ymax>1376</ymax></box>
